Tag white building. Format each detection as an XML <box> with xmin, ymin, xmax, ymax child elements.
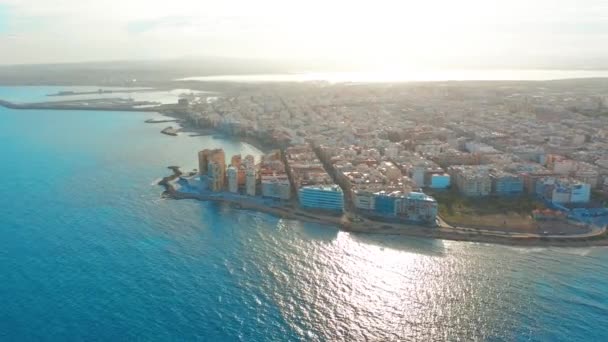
<box><xmin>449</xmin><ymin>165</ymin><xmax>492</xmax><ymax>197</ymax></box>
<box><xmin>353</xmin><ymin>190</ymin><xmax>376</xmax><ymax>211</ymax></box>
<box><xmin>261</xmin><ymin>173</ymin><xmax>291</xmax><ymax>200</ymax></box>
<box><xmin>411</xmin><ymin>166</ymin><xmax>426</xmax><ymax>188</ymax></box>
<box><xmin>246</xmin><ymin>168</ymin><xmax>257</xmax><ymax>196</ymax></box>
<box><xmin>465</xmin><ymin>141</ymin><xmax>496</xmax><ymax>154</ymax></box>
<box><xmin>227</xmin><ymin>166</ymin><xmax>238</xmax><ymax>193</ymax></box>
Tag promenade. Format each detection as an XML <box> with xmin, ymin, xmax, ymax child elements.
<box><xmin>159</xmin><ymin>167</ymin><xmax>608</xmax><ymax>247</ymax></box>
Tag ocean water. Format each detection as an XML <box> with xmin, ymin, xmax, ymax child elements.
<box><xmin>1</xmin><ymin>105</ymin><xmax>608</xmax><ymax>341</ymax></box>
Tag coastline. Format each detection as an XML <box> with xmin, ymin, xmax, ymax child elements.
<box><xmin>171</xmin><ymin>119</ymin><xmax>278</xmax><ymax>153</ymax></box>
<box><xmin>2</xmin><ymin>92</ymin><xmax>606</xmax><ymax>247</ymax></box>
<box><xmin>159</xmin><ymin>167</ymin><xmax>608</xmax><ymax>248</ymax></box>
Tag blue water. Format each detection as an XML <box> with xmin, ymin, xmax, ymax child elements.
<box><xmin>1</xmin><ymin>104</ymin><xmax>608</xmax><ymax>341</ymax></box>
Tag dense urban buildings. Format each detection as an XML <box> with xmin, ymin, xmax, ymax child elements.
<box><xmin>183</xmin><ymin>80</ymin><xmax>608</xmax><ymax>225</ymax></box>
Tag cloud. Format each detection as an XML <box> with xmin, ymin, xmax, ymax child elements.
<box><xmin>1</xmin><ymin>0</ymin><xmax>608</xmax><ymax>65</ymax></box>
<box><xmin>127</xmin><ymin>16</ymin><xmax>194</xmax><ymax>34</ymax></box>
<box><xmin>125</xmin><ymin>14</ymin><xmax>270</xmax><ymax>36</ymax></box>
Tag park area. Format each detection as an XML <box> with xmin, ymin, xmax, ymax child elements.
<box><xmin>430</xmin><ymin>189</ymin><xmax>546</xmax><ymax>232</ymax></box>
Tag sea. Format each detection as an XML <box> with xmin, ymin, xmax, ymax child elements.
<box><xmin>1</xmin><ymin>86</ymin><xmax>608</xmax><ymax>341</ymax></box>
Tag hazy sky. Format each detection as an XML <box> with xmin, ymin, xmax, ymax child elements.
<box><xmin>0</xmin><ymin>0</ymin><xmax>607</xmax><ymax>67</ymax></box>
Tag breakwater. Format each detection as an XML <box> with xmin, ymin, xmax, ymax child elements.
<box><xmin>0</xmin><ymin>99</ymin><xmax>160</xmax><ymax>112</ymax></box>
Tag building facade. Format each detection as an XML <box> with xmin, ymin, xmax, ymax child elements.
<box><xmin>246</xmin><ymin>168</ymin><xmax>257</xmax><ymax>196</ymax></box>
<box><xmin>200</xmin><ymin>149</ymin><xmax>226</xmax><ymax>192</ymax></box>
<box><xmin>429</xmin><ymin>173</ymin><xmax>451</xmax><ymax>189</ymax></box>
<box><xmin>535</xmin><ymin>177</ymin><xmax>591</xmax><ymax>204</ymax></box>
<box><xmin>227</xmin><ymin>166</ymin><xmax>238</xmax><ymax>193</ymax></box>
<box><xmin>261</xmin><ymin>173</ymin><xmax>291</xmax><ymax>200</ymax></box>
<box><xmin>394</xmin><ymin>192</ymin><xmax>438</xmax><ymax>223</ymax></box>
<box><xmin>491</xmin><ymin>173</ymin><xmax>524</xmax><ymax>196</ymax></box>
<box><xmin>298</xmin><ymin>185</ymin><xmax>344</xmax><ymax>211</ymax></box>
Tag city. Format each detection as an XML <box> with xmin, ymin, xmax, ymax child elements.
<box><xmin>3</xmin><ymin>0</ymin><xmax>608</xmax><ymax>339</ymax></box>
<box><xmin>159</xmin><ymin>80</ymin><xmax>608</xmax><ymax>239</ymax></box>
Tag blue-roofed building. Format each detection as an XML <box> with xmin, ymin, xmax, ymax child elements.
<box><xmin>535</xmin><ymin>177</ymin><xmax>591</xmax><ymax>204</ymax></box>
<box><xmin>298</xmin><ymin>185</ymin><xmax>344</xmax><ymax>212</ymax></box>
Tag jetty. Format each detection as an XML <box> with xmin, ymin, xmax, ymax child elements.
<box><xmin>47</xmin><ymin>88</ymin><xmax>156</xmax><ymax>97</ymax></box>
<box><xmin>161</xmin><ymin>126</ymin><xmax>180</xmax><ymax>136</ymax></box>
<box><xmin>48</xmin><ymin>90</ymin><xmax>113</xmax><ymax>96</ymax></box>
<box><xmin>0</xmin><ymin>98</ymin><xmax>161</xmax><ymax>112</ymax></box>
<box><xmin>145</xmin><ymin>118</ymin><xmax>179</xmax><ymax>124</ymax></box>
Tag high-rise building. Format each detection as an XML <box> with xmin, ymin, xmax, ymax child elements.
<box><xmin>244</xmin><ymin>155</ymin><xmax>255</xmax><ymax>169</ymax></box>
<box><xmin>227</xmin><ymin>166</ymin><xmax>238</xmax><ymax>193</ymax></box>
<box><xmin>237</xmin><ymin>165</ymin><xmax>247</xmax><ymax>187</ymax></box>
<box><xmin>207</xmin><ymin>149</ymin><xmax>226</xmax><ymax>192</ymax></box>
<box><xmin>198</xmin><ymin>148</ymin><xmax>226</xmax><ymax>177</ymax></box>
<box><xmin>208</xmin><ymin>162</ymin><xmax>223</xmax><ymax>192</ymax></box>
<box><xmin>198</xmin><ymin>150</ymin><xmax>210</xmax><ymax>175</ymax></box>
<box><xmin>246</xmin><ymin>168</ymin><xmax>257</xmax><ymax>196</ymax></box>
<box><xmin>231</xmin><ymin>154</ymin><xmax>242</xmax><ymax>169</ymax></box>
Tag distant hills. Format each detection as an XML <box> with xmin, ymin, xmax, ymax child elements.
<box><xmin>1</xmin><ymin>56</ymin><xmax>608</xmax><ymax>87</ymax></box>
<box><xmin>0</xmin><ymin>57</ymin><xmax>297</xmax><ymax>86</ymax></box>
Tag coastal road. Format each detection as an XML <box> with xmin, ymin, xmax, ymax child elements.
<box><xmin>437</xmin><ymin>215</ymin><xmax>607</xmax><ymax>240</ymax></box>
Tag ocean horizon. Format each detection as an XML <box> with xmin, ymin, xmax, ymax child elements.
<box><xmin>1</xmin><ymin>97</ymin><xmax>608</xmax><ymax>340</ymax></box>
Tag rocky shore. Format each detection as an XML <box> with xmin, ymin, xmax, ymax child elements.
<box><xmin>161</xmin><ymin>126</ymin><xmax>180</xmax><ymax>136</ymax></box>
<box><xmin>159</xmin><ymin>167</ymin><xmax>608</xmax><ymax>247</ymax></box>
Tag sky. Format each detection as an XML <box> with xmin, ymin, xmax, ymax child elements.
<box><xmin>0</xmin><ymin>0</ymin><xmax>607</xmax><ymax>68</ymax></box>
